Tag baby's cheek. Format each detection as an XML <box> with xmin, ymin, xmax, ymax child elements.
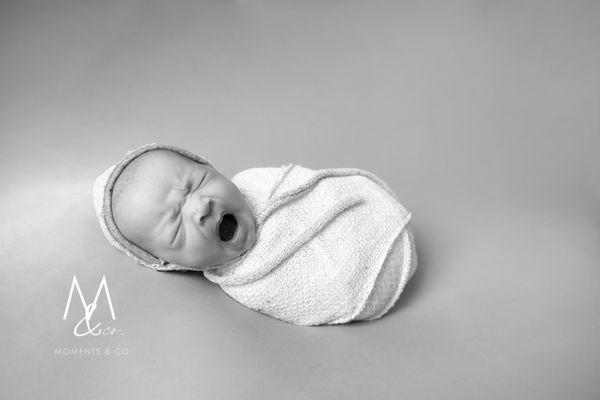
<box><xmin>182</xmin><ymin>241</ymin><xmax>225</xmax><ymax>267</ymax></box>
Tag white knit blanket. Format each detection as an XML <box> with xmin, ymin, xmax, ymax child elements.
<box><xmin>204</xmin><ymin>164</ymin><xmax>417</xmax><ymax>325</ymax></box>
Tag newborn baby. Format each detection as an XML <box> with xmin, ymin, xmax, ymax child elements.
<box><xmin>93</xmin><ymin>143</ymin><xmax>417</xmax><ymax>325</ymax></box>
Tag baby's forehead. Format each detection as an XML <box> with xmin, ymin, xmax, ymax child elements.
<box><xmin>115</xmin><ymin>150</ymin><xmax>202</xmax><ymax>220</ymax></box>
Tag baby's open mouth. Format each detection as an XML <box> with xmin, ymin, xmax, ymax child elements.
<box><xmin>218</xmin><ymin>213</ymin><xmax>238</xmax><ymax>242</ymax></box>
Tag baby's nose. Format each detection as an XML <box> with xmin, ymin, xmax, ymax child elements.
<box><xmin>194</xmin><ymin>197</ymin><xmax>213</xmax><ymax>225</ymax></box>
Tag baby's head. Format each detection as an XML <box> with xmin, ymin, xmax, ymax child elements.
<box><xmin>110</xmin><ymin>149</ymin><xmax>256</xmax><ymax>270</ymax></box>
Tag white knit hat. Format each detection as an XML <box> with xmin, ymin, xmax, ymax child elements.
<box><xmin>92</xmin><ymin>143</ymin><xmax>212</xmax><ymax>272</ymax></box>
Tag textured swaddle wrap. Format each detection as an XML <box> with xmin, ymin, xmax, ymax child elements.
<box><xmin>205</xmin><ymin>164</ymin><xmax>417</xmax><ymax>325</ymax></box>
<box><xmin>93</xmin><ymin>143</ymin><xmax>417</xmax><ymax>325</ymax></box>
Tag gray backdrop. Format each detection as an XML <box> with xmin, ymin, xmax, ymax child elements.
<box><xmin>1</xmin><ymin>1</ymin><xmax>599</xmax><ymax>399</ymax></box>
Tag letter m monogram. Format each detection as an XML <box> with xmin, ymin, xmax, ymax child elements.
<box><xmin>62</xmin><ymin>275</ymin><xmax>116</xmax><ymax>320</ymax></box>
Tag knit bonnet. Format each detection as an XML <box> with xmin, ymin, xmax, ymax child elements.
<box><xmin>92</xmin><ymin>143</ymin><xmax>212</xmax><ymax>272</ymax></box>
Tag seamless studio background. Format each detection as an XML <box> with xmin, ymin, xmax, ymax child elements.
<box><xmin>1</xmin><ymin>1</ymin><xmax>599</xmax><ymax>399</ymax></box>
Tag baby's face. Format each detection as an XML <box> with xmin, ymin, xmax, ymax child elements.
<box><xmin>114</xmin><ymin>150</ymin><xmax>256</xmax><ymax>270</ymax></box>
